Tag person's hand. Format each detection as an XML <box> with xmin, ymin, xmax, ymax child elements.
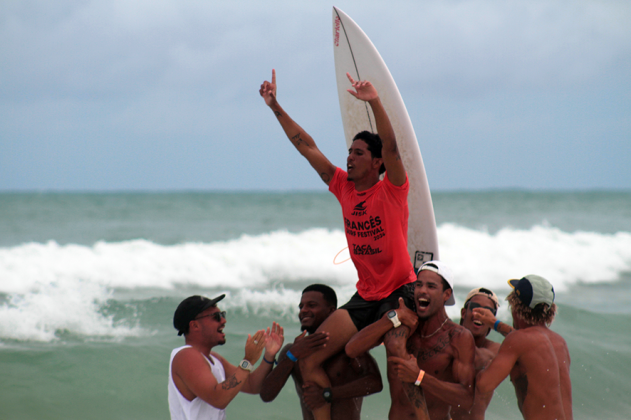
<box><xmin>472</xmin><ymin>308</ymin><xmax>497</xmax><ymax>329</ymax></box>
<box><xmin>289</xmin><ymin>331</ymin><xmax>329</xmax><ymax>359</ymax></box>
<box><xmin>244</xmin><ymin>329</ymin><xmax>267</xmax><ymax>364</ymax></box>
<box><xmin>264</xmin><ymin>322</ymin><xmax>285</xmax><ymax>359</ymax></box>
<box><xmin>259</xmin><ymin>69</ymin><xmax>277</xmax><ymax>107</ymax></box>
<box><xmin>302</xmin><ymin>381</ymin><xmax>326</xmax><ymax>410</ymax></box>
<box><xmin>346</xmin><ymin>72</ymin><xmax>378</xmax><ymax>102</ymax></box>
<box><xmin>388</xmin><ymin>354</ymin><xmax>420</xmax><ymax>383</ymax></box>
<box><xmin>395</xmin><ymin>297</ymin><xmax>418</xmax><ymax>331</ymax></box>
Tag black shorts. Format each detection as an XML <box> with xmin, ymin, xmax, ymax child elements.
<box><xmin>340</xmin><ymin>282</ymin><xmax>415</xmax><ymax>331</ymax></box>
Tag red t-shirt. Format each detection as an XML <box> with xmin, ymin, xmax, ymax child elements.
<box><xmin>329</xmin><ymin>167</ymin><xmax>416</xmax><ymax>300</ymax></box>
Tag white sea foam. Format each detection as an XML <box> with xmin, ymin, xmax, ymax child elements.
<box><xmin>1</xmin><ymin>225</ymin><xmax>630</xmax><ymax>341</ymax></box>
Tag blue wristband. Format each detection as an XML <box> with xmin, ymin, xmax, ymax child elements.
<box><xmin>286</xmin><ymin>350</ymin><xmax>298</xmax><ymax>362</ymax></box>
<box><xmin>263</xmin><ymin>356</ymin><xmax>276</xmax><ymax>365</ymax></box>
<box><xmin>493</xmin><ymin>320</ymin><xmax>501</xmax><ymax>331</ymax></box>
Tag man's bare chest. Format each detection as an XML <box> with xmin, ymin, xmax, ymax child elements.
<box><xmin>410</xmin><ymin>333</ymin><xmax>456</xmax><ymax>380</ymax></box>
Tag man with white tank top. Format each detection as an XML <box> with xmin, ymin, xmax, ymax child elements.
<box><xmin>168</xmin><ymin>294</ymin><xmax>284</xmax><ymax>420</ymax></box>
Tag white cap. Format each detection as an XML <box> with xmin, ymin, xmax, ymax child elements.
<box><xmin>418</xmin><ymin>261</ymin><xmax>456</xmax><ymax>306</ymax></box>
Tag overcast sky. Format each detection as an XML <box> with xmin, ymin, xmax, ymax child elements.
<box><xmin>1</xmin><ymin>0</ymin><xmax>630</xmax><ymax>191</ymax></box>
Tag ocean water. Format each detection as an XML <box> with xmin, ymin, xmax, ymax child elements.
<box><xmin>1</xmin><ymin>191</ymin><xmax>630</xmax><ymax>420</ymax></box>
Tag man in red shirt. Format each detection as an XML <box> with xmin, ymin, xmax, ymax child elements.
<box><xmin>260</xmin><ymin>70</ymin><xmax>421</xmax><ymax>420</ymax></box>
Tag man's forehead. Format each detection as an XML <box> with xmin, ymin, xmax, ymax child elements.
<box><xmin>349</xmin><ymin>139</ymin><xmax>369</xmax><ymax>151</ymax></box>
<box><xmin>469</xmin><ymin>294</ymin><xmax>495</xmax><ymax>307</ymax></box>
<box><xmin>416</xmin><ymin>269</ymin><xmax>442</xmax><ymax>283</ymax></box>
<box><xmin>301</xmin><ymin>291</ymin><xmax>325</xmax><ymax>304</ymax></box>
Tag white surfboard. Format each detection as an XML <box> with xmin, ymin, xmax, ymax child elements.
<box><xmin>332</xmin><ymin>6</ymin><xmax>439</xmax><ymax>267</ymax></box>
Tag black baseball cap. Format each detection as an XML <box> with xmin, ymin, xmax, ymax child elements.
<box><xmin>173</xmin><ymin>294</ymin><xmax>226</xmax><ymax>336</ymax></box>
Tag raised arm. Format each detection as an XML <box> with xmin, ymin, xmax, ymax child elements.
<box><xmin>260</xmin><ymin>69</ymin><xmax>336</xmax><ymax>185</ymax></box>
<box><xmin>346</xmin><ymin>73</ymin><xmax>406</xmax><ymax>186</ymax></box>
<box><xmin>241</xmin><ymin>322</ymin><xmax>285</xmax><ymax>394</ymax></box>
<box><xmin>172</xmin><ymin>330</ymin><xmax>267</xmax><ymax>410</ymax></box>
<box><xmin>260</xmin><ymin>331</ymin><xmax>330</xmax><ymax>402</ymax></box>
<box><xmin>389</xmin><ymin>328</ymin><xmax>477</xmax><ymax>410</ymax></box>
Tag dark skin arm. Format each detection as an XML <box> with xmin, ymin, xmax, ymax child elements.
<box><xmin>345</xmin><ymin>298</ymin><xmax>417</xmax><ymax>358</ymax></box>
<box><xmin>301</xmin><ymin>352</ymin><xmax>383</xmax><ymax>411</ymax></box>
<box><xmin>389</xmin><ymin>329</ymin><xmax>477</xmax><ymax>410</ymax></box>
<box><xmin>260</xmin><ymin>331</ymin><xmax>329</xmax><ymax>402</ymax></box>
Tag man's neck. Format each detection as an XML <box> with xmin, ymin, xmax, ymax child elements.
<box><xmin>474</xmin><ymin>335</ymin><xmax>491</xmax><ymax>348</ymax></box>
<box><xmin>418</xmin><ymin>310</ymin><xmax>450</xmax><ymax>337</ymax></box>
<box><xmin>185</xmin><ymin>338</ymin><xmax>214</xmax><ymax>356</ymax></box>
<box><xmin>352</xmin><ymin>175</ymin><xmax>380</xmax><ymax>192</ymax></box>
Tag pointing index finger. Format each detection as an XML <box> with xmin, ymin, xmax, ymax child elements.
<box><xmin>272</xmin><ymin>69</ymin><xmax>276</xmax><ymax>85</ymax></box>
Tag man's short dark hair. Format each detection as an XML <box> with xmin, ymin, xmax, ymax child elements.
<box><xmin>353</xmin><ymin>131</ymin><xmax>385</xmax><ymax>174</ymax></box>
<box><xmin>302</xmin><ymin>284</ymin><xmax>337</xmax><ymax>309</ymax></box>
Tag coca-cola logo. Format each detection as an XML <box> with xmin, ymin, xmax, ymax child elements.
<box><xmin>334</xmin><ymin>16</ymin><xmax>340</xmax><ymax>47</ymax></box>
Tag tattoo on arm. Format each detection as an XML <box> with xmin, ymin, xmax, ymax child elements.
<box><xmin>498</xmin><ymin>323</ymin><xmax>514</xmax><ymax>337</ymax></box>
<box><xmin>291</xmin><ymin>133</ymin><xmax>305</xmax><ymax>147</ymax></box>
<box><xmin>221</xmin><ymin>374</ymin><xmax>242</xmax><ymax>391</ymax></box>
<box><xmin>385</xmin><ymin>328</ymin><xmax>408</xmax><ymax>340</ymax></box>
<box><xmin>320</xmin><ymin>173</ymin><xmax>330</xmax><ymax>183</ymax></box>
<box><xmin>404</xmin><ymin>383</ymin><xmax>428</xmax><ymax>412</ymax></box>
<box><xmin>274</xmin><ymin>111</ymin><xmax>282</xmax><ymax>118</ymax></box>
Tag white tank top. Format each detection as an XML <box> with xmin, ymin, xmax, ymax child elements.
<box><xmin>168</xmin><ymin>345</ymin><xmax>227</xmax><ymax>420</ymax></box>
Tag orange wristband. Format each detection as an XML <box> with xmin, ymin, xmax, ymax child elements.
<box><xmin>414</xmin><ymin>369</ymin><xmax>425</xmax><ymax>386</ymax></box>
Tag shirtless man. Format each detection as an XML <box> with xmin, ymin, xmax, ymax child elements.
<box><xmin>261</xmin><ymin>70</ymin><xmax>418</xmax><ymax>420</ymax></box>
<box><xmin>346</xmin><ymin>261</ymin><xmax>477</xmax><ymax>420</ymax></box>
<box><xmin>475</xmin><ymin>275</ymin><xmax>573</xmax><ymax>420</ymax></box>
<box><xmin>454</xmin><ymin>287</ymin><xmax>501</xmax><ymax>420</ymax></box>
<box><xmin>260</xmin><ymin>284</ymin><xmax>382</xmax><ymax>420</ymax></box>
<box><xmin>168</xmin><ymin>294</ymin><xmax>284</xmax><ymax>420</ymax></box>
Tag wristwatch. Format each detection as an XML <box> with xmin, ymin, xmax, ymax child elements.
<box><xmin>322</xmin><ymin>387</ymin><xmax>333</xmax><ymax>403</ymax></box>
<box><xmin>238</xmin><ymin>359</ymin><xmax>253</xmax><ymax>372</ymax></box>
<box><xmin>387</xmin><ymin>310</ymin><xmax>401</xmax><ymax>328</ymax></box>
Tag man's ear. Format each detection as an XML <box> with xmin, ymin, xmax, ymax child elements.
<box><xmin>443</xmin><ymin>287</ymin><xmax>453</xmax><ymax>304</ymax></box>
<box><xmin>372</xmin><ymin>157</ymin><xmax>383</xmax><ymax>170</ymax></box>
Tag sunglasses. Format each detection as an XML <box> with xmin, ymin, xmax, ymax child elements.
<box><xmin>195</xmin><ymin>311</ymin><xmax>226</xmax><ymax>322</ymax></box>
<box><xmin>467</xmin><ymin>301</ymin><xmax>497</xmax><ymax>316</ymax></box>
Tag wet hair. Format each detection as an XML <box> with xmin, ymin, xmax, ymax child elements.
<box><xmin>302</xmin><ymin>284</ymin><xmax>337</xmax><ymax>309</ymax></box>
<box><xmin>352</xmin><ymin>131</ymin><xmax>385</xmax><ymax>174</ymax></box>
<box><xmin>507</xmin><ymin>291</ymin><xmax>557</xmax><ymax>327</ymax></box>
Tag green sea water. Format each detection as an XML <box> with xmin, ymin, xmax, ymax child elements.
<box><xmin>1</xmin><ymin>191</ymin><xmax>630</xmax><ymax>419</ymax></box>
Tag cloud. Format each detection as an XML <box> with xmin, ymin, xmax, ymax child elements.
<box><xmin>0</xmin><ymin>0</ymin><xmax>629</xmax><ymax>190</ymax></box>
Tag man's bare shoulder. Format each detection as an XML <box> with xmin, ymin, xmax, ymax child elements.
<box><xmin>448</xmin><ymin>323</ymin><xmax>475</xmax><ymax>347</ymax></box>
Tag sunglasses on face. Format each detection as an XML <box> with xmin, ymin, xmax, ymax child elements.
<box><xmin>467</xmin><ymin>301</ymin><xmax>497</xmax><ymax>316</ymax></box>
<box><xmin>195</xmin><ymin>311</ymin><xmax>226</xmax><ymax>322</ymax></box>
